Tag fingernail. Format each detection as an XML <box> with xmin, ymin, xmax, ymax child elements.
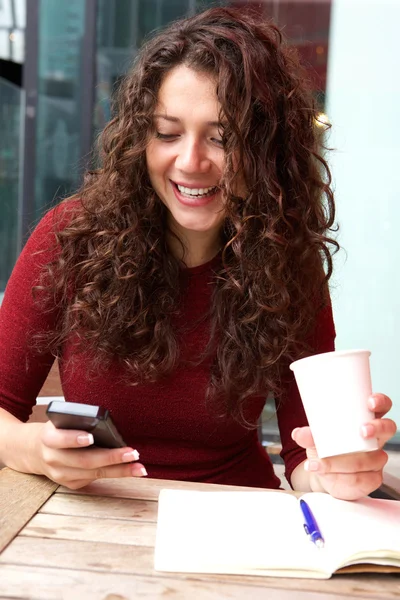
<box><xmin>369</xmin><ymin>396</ymin><xmax>377</xmax><ymax>410</ymax></box>
<box><xmin>77</xmin><ymin>433</ymin><xmax>94</xmax><ymax>446</ymax></box>
<box><xmin>304</xmin><ymin>459</ymin><xmax>320</xmax><ymax>472</ymax></box>
<box><xmin>132</xmin><ymin>465</ymin><xmax>148</xmax><ymax>477</ymax></box>
<box><xmin>361</xmin><ymin>424</ymin><xmax>375</xmax><ymax>438</ymax></box>
<box><xmin>122</xmin><ymin>450</ymin><xmax>140</xmax><ymax>462</ymax></box>
<box><xmin>291</xmin><ymin>428</ymin><xmax>300</xmax><ymax>440</ymax></box>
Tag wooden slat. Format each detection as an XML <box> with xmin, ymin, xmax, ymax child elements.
<box><xmin>1</xmin><ymin>564</ymin><xmax>399</xmax><ymax>600</ymax></box>
<box><xmin>40</xmin><ymin>492</ymin><xmax>158</xmax><ymax>521</ymax></box>
<box><xmin>2</xmin><ymin>536</ymin><xmax>400</xmax><ymax>600</ymax></box>
<box><xmin>21</xmin><ymin>512</ymin><xmax>156</xmax><ymax>546</ymax></box>
<box><xmin>0</xmin><ymin>468</ymin><xmax>58</xmax><ymax>552</ymax></box>
<box><xmin>58</xmin><ymin>476</ymin><xmax>298</xmax><ymax>502</ymax></box>
<box><xmin>0</xmin><ymin>537</ymin><xmax>154</xmax><ymax>574</ymax></box>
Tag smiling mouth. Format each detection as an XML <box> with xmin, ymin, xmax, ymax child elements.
<box><xmin>171</xmin><ymin>181</ymin><xmax>219</xmax><ymax>199</ymax></box>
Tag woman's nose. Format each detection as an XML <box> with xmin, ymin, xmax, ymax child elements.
<box><xmin>175</xmin><ymin>139</ymin><xmax>211</xmax><ymax>173</ymax></box>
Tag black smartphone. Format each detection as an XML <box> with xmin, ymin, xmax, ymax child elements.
<box><xmin>46</xmin><ymin>401</ymin><xmax>127</xmax><ymax>449</ymax></box>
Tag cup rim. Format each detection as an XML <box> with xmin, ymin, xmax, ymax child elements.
<box><xmin>290</xmin><ymin>349</ymin><xmax>371</xmax><ymax>371</ymax></box>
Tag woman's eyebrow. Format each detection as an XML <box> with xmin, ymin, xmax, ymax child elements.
<box><xmin>153</xmin><ymin>114</ymin><xmax>223</xmax><ymax>128</ymax></box>
<box><xmin>153</xmin><ymin>114</ymin><xmax>179</xmax><ymax>123</ymax></box>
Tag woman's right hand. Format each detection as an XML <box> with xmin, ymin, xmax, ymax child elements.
<box><xmin>32</xmin><ymin>420</ymin><xmax>147</xmax><ymax>489</ymax></box>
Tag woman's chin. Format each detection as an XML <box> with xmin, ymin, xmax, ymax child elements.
<box><xmin>175</xmin><ymin>221</ymin><xmax>221</xmax><ymax>234</ymax></box>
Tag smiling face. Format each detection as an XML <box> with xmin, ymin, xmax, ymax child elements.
<box><xmin>145</xmin><ymin>65</ymin><xmax>227</xmax><ymax>253</ymax></box>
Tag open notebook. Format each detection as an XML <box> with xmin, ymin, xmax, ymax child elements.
<box><xmin>154</xmin><ymin>489</ymin><xmax>400</xmax><ymax>579</ymax></box>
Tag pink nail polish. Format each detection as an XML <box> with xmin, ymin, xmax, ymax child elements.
<box><xmin>77</xmin><ymin>433</ymin><xmax>94</xmax><ymax>446</ymax></box>
<box><xmin>122</xmin><ymin>450</ymin><xmax>140</xmax><ymax>462</ymax></box>
<box><xmin>304</xmin><ymin>460</ymin><xmax>319</xmax><ymax>472</ymax></box>
<box><xmin>131</xmin><ymin>465</ymin><xmax>148</xmax><ymax>477</ymax></box>
<box><xmin>361</xmin><ymin>424</ymin><xmax>374</xmax><ymax>438</ymax></box>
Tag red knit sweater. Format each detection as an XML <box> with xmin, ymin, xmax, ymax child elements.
<box><xmin>0</xmin><ymin>204</ymin><xmax>335</xmax><ymax>488</ymax></box>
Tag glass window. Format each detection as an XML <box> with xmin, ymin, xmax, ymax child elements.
<box><xmin>33</xmin><ymin>0</ymin><xmax>86</xmax><ymax>220</ymax></box>
<box><xmin>0</xmin><ymin>78</ymin><xmax>24</xmax><ymax>295</ymax></box>
<box><xmin>95</xmin><ymin>0</ymin><xmax>220</xmax><ymax>137</ymax></box>
<box><xmin>161</xmin><ymin>0</ymin><xmax>191</xmax><ymax>23</ymax></box>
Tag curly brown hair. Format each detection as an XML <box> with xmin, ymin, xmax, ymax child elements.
<box><xmin>35</xmin><ymin>6</ymin><xmax>338</xmax><ymax>423</ymax></box>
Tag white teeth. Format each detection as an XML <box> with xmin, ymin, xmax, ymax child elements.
<box><xmin>176</xmin><ymin>184</ymin><xmax>216</xmax><ymax>196</ymax></box>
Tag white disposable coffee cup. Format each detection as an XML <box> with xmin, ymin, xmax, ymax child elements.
<box><xmin>290</xmin><ymin>349</ymin><xmax>379</xmax><ymax>458</ymax></box>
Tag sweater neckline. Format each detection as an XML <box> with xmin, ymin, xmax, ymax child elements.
<box><xmin>181</xmin><ymin>251</ymin><xmax>222</xmax><ymax>276</ymax></box>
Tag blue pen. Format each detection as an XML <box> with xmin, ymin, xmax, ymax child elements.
<box><xmin>299</xmin><ymin>499</ymin><xmax>325</xmax><ymax>549</ymax></box>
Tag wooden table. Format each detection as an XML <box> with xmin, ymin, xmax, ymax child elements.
<box><xmin>0</xmin><ymin>469</ymin><xmax>399</xmax><ymax>599</ymax></box>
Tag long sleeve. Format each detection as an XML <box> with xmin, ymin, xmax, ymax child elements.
<box><xmin>0</xmin><ymin>206</ymin><xmax>65</xmax><ymax>421</ymax></box>
<box><xmin>276</xmin><ymin>302</ymin><xmax>336</xmax><ymax>484</ymax></box>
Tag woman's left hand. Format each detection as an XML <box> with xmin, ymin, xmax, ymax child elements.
<box><xmin>291</xmin><ymin>393</ymin><xmax>398</xmax><ymax>500</ymax></box>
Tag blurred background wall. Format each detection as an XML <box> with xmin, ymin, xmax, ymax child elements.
<box><xmin>0</xmin><ymin>0</ymin><xmax>398</xmax><ymax>439</ymax></box>
<box><xmin>326</xmin><ymin>0</ymin><xmax>400</xmax><ymax>428</ymax></box>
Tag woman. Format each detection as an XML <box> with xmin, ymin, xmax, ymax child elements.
<box><xmin>0</xmin><ymin>7</ymin><xmax>396</xmax><ymax>496</ymax></box>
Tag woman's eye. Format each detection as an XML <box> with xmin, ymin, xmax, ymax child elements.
<box><xmin>211</xmin><ymin>138</ymin><xmax>224</xmax><ymax>147</ymax></box>
<box><xmin>155</xmin><ymin>132</ymin><xmax>178</xmax><ymax>141</ymax></box>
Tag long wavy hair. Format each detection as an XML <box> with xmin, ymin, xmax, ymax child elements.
<box><xmin>35</xmin><ymin>7</ymin><xmax>338</xmax><ymax>423</ymax></box>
